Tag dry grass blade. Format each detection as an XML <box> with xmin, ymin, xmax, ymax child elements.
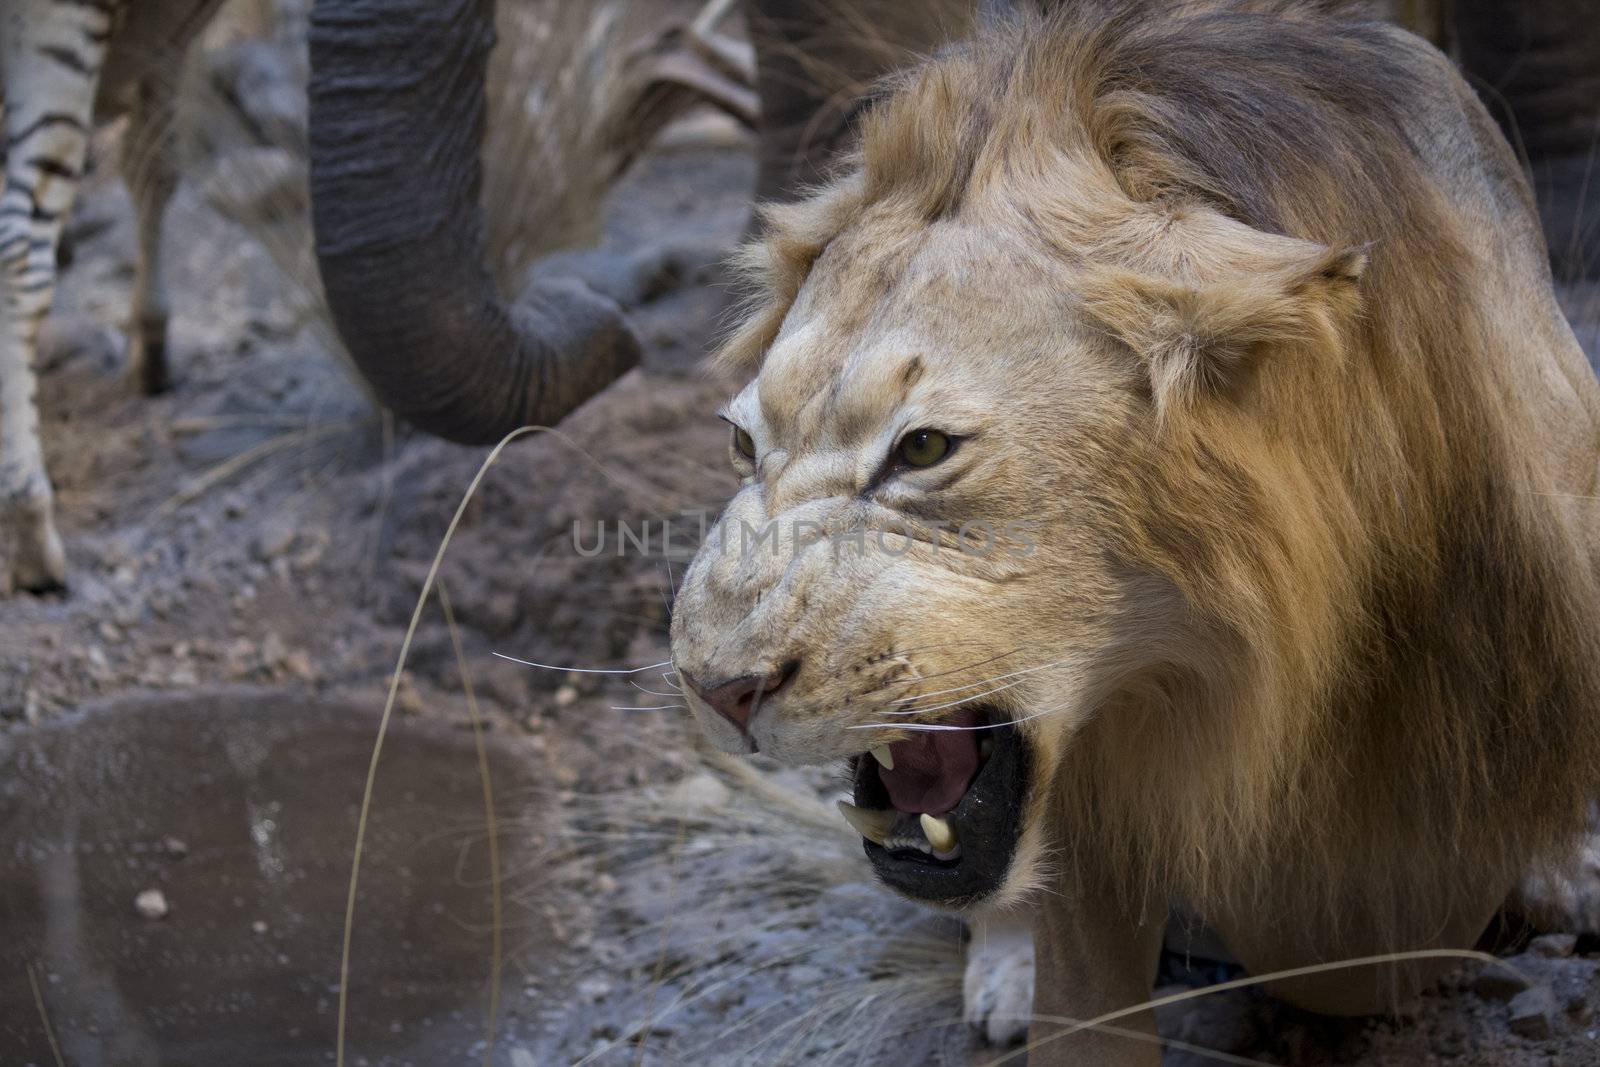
<box><xmin>335</xmin><ymin>425</ymin><xmax>549</xmax><ymax>1067</ymax></box>
<box><xmin>27</xmin><ymin>963</ymin><xmax>66</xmax><ymax>1067</ymax></box>
<box><xmin>437</xmin><ymin>579</ymin><xmax>504</xmax><ymax>1067</ymax></box>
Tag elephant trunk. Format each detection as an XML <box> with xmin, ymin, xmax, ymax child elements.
<box><xmin>308</xmin><ymin>0</ymin><xmax>638</xmax><ymax>445</ymax></box>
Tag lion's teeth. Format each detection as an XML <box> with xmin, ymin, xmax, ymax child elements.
<box><xmin>919</xmin><ymin>813</ymin><xmax>957</xmax><ymax>852</ymax></box>
<box><xmin>870</xmin><ymin>745</ymin><xmax>895</xmax><ymax>770</ymax></box>
<box><xmin>837</xmin><ymin>801</ymin><xmax>894</xmax><ymax>845</ymax></box>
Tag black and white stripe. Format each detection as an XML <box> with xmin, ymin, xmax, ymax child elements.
<box><xmin>0</xmin><ymin>0</ymin><xmax>224</xmax><ymax>592</ymax></box>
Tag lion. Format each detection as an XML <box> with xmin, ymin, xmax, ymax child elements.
<box><xmin>667</xmin><ymin>1</ymin><xmax>1600</xmax><ymax>1062</ymax></box>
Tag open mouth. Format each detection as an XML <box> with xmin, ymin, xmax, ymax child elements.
<box><xmin>839</xmin><ymin>706</ymin><xmax>1028</xmax><ymax>907</ymax></box>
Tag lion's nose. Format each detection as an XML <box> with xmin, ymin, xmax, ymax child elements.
<box><xmin>684</xmin><ymin>661</ymin><xmax>797</xmax><ymax>731</ymax></box>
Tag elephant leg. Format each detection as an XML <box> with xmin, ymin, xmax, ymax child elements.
<box><xmin>121</xmin><ymin>75</ymin><xmax>179</xmax><ymax>396</ymax></box>
<box><xmin>0</xmin><ymin>0</ymin><xmax>113</xmax><ymax>593</ymax></box>
<box><xmin>746</xmin><ymin>0</ymin><xmax>975</xmax><ymax>205</ymax></box>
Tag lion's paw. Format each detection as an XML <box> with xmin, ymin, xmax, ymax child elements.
<box><xmin>1516</xmin><ymin>827</ymin><xmax>1600</xmax><ymax>934</ymax></box>
<box><xmin>962</xmin><ymin>914</ymin><xmax>1035</xmax><ymax>1047</ymax></box>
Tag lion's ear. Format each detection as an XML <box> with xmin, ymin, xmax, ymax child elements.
<box><xmin>1079</xmin><ymin>244</ymin><xmax>1366</xmax><ymax>420</ymax></box>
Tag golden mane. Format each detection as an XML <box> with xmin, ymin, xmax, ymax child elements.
<box><xmin>716</xmin><ymin>0</ymin><xmax>1600</xmax><ymax>939</ymax></box>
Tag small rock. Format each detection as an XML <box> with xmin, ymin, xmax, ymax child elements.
<box><xmin>283</xmin><ymin>650</ymin><xmax>315</xmax><ymax>682</ymax></box>
<box><xmin>1473</xmin><ymin>966</ymin><xmax>1531</xmax><ymax>1001</ymax></box>
<box><xmin>1506</xmin><ymin>985</ymin><xmax>1557</xmax><ymax>1039</ymax></box>
<box><xmin>576</xmin><ymin>976</ymin><xmax>611</xmax><ymax>1001</ymax></box>
<box><xmin>259</xmin><ymin>632</ymin><xmax>288</xmax><ymax>669</ymax></box>
<box><xmin>134</xmin><ymin>888</ymin><xmax>169</xmax><ymax>920</ymax></box>
<box><xmin>662</xmin><ymin>772</ymin><xmax>730</xmax><ymax>817</ymax></box>
<box><xmin>162</xmin><ymin>837</ymin><xmax>189</xmax><ymax>858</ymax></box>
<box><xmin>395</xmin><ymin>671</ymin><xmax>427</xmax><ymax>717</ymax></box>
<box><xmin>1529</xmin><ymin>933</ymin><xmax>1578</xmax><ymax>959</ymax></box>
<box><xmin>253</xmin><ymin>516</ymin><xmax>297</xmax><ymax>561</ymax></box>
<box><xmin>553</xmin><ymin>685</ymin><xmax>579</xmax><ymax>708</ymax></box>
<box><xmin>252</xmin><ymin>920</ymin><xmax>269</xmax><ymax>935</ymax></box>
<box><xmin>1566</xmin><ymin>992</ymin><xmax>1592</xmax><ymax>1026</ymax></box>
<box><xmin>85</xmin><ymin>646</ymin><xmax>110</xmax><ymax>673</ymax></box>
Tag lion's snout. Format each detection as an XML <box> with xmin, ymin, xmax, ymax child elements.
<box><xmin>680</xmin><ymin>661</ymin><xmax>798</xmax><ymax>738</ymax></box>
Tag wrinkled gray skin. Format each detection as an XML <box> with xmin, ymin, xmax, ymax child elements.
<box><xmin>307</xmin><ymin>0</ymin><xmax>639</xmax><ymax>445</ymax></box>
<box><xmin>303</xmin><ymin>0</ymin><xmax>1592</xmax><ymax>446</ymax></box>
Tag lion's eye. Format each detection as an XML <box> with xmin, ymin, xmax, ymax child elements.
<box><xmin>897</xmin><ymin>428</ymin><xmax>952</xmax><ymax>468</ymax></box>
<box><xmin>732</xmin><ymin>425</ymin><xmax>757</xmax><ymax>462</ymax></box>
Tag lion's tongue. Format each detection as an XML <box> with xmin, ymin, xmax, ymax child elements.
<box><xmin>878</xmin><ymin>709</ymin><xmax>983</xmax><ymax>815</ymax></box>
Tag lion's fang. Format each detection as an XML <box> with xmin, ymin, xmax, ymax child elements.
<box><xmin>837</xmin><ymin>800</ymin><xmax>894</xmax><ymax>845</ymax></box>
<box><xmin>919</xmin><ymin>813</ymin><xmax>957</xmax><ymax>852</ymax></box>
<box><xmin>870</xmin><ymin>745</ymin><xmax>895</xmax><ymax>770</ymax></box>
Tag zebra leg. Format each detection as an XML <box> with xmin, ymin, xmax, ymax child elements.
<box><xmin>121</xmin><ymin>74</ymin><xmax>178</xmax><ymax>395</ymax></box>
<box><xmin>0</xmin><ymin>0</ymin><xmax>113</xmax><ymax>592</ymax></box>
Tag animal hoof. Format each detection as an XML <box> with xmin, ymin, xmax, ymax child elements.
<box><xmin>127</xmin><ymin>329</ymin><xmax>169</xmax><ymax>396</ymax></box>
<box><xmin>2</xmin><ymin>498</ymin><xmax>68</xmax><ymax>596</ymax></box>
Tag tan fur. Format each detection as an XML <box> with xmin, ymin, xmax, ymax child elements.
<box><xmin>673</xmin><ymin>0</ymin><xmax>1600</xmax><ymax>1053</ymax></box>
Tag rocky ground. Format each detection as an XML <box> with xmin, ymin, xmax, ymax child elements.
<box><xmin>2</xmin><ymin>13</ymin><xmax>1598</xmax><ymax>1067</ymax></box>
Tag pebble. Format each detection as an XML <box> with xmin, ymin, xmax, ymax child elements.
<box><xmin>554</xmin><ymin>685</ymin><xmax>579</xmax><ymax>708</ymax></box>
<box><xmin>663</xmin><ymin>772</ymin><xmax>730</xmax><ymax>816</ymax></box>
<box><xmin>134</xmin><ymin>888</ymin><xmax>170</xmax><ymax>920</ymax></box>
<box><xmin>260</xmin><ymin>632</ymin><xmax>288</xmax><ymax>668</ymax></box>
<box><xmin>1506</xmin><ymin>985</ymin><xmax>1557</xmax><ymax>1039</ymax></box>
<box><xmin>576</xmin><ymin>976</ymin><xmax>612</xmax><ymax>1001</ymax></box>
<box><xmin>253</xmin><ymin>516</ymin><xmax>297</xmax><ymax>561</ymax></box>
<box><xmin>1473</xmin><ymin>966</ymin><xmax>1531</xmax><ymax>1001</ymax></box>
<box><xmin>163</xmin><ymin>837</ymin><xmax>189</xmax><ymax>858</ymax></box>
<box><xmin>283</xmin><ymin>650</ymin><xmax>315</xmax><ymax>682</ymax></box>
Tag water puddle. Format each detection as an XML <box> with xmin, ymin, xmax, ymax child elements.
<box><xmin>0</xmin><ymin>689</ymin><xmax>551</xmax><ymax>1065</ymax></box>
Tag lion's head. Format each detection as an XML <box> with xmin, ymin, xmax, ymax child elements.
<box><xmin>670</xmin><ymin>1</ymin><xmax>1600</xmax><ymax>918</ymax></box>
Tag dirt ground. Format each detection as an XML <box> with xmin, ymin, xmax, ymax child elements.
<box><xmin>2</xmin><ymin>17</ymin><xmax>1599</xmax><ymax>1067</ymax></box>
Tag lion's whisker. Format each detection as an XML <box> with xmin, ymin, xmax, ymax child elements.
<box><xmin>851</xmin><ymin>702</ymin><xmax>1075</xmax><ymax>732</ymax></box>
<box><xmin>880</xmin><ymin>677</ymin><xmax>1029</xmax><ymax>717</ymax></box>
<box><xmin>610</xmin><ymin>704</ymin><xmax>688</xmax><ymax>712</ymax></box>
<box><xmin>876</xmin><ymin>646</ymin><xmax>1022</xmax><ymax>688</ymax></box>
<box><xmin>888</xmin><ymin>658</ymin><xmax>1069</xmax><ymax>706</ymax></box>
<box><xmin>491</xmin><ymin>652</ymin><xmax>672</xmax><ymax>675</ymax></box>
